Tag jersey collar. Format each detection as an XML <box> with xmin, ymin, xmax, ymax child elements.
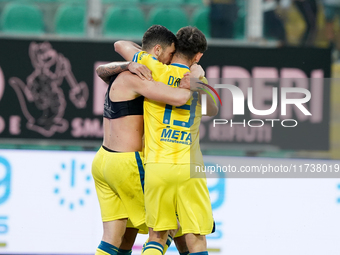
<box><xmin>170</xmin><ymin>63</ymin><xmax>190</xmax><ymax>70</ymax></box>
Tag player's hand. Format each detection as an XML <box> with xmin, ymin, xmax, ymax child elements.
<box><xmin>179</xmin><ymin>73</ymin><xmax>191</xmax><ymax>89</ymax></box>
<box><xmin>190</xmin><ymin>64</ymin><xmax>205</xmax><ymax>78</ymax></box>
<box><xmin>128</xmin><ymin>62</ymin><xmax>153</xmax><ymax>81</ymax></box>
<box><xmin>180</xmin><ymin>72</ymin><xmax>204</xmax><ymax>91</ymax></box>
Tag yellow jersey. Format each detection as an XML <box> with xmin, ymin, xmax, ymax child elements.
<box><xmin>133</xmin><ymin>51</ymin><xmax>204</xmax><ymax>165</ymax></box>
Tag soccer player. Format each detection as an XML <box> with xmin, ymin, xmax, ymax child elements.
<box><xmin>115</xmin><ymin>26</ymin><xmax>218</xmax><ymax>255</ymax></box>
<box><xmin>92</xmin><ymin>25</ymin><xmax>204</xmax><ymax>255</ymax></box>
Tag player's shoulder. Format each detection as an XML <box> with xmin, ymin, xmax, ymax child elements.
<box><xmin>115</xmin><ymin>71</ymin><xmax>138</xmax><ymax>86</ymax></box>
<box><xmin>133</xmin><ymin>51</ymin><xmax>158</xmax><ymax>63</ymax></box>
<box><xmin>169</xmin><ymin>63</ymin><xmax>190</xmax><ymax>70</ymax></box>
<box><xmin>167</xmin><ymin>63</ymin><xmax>190</xmax><ymax>76</ymax></box>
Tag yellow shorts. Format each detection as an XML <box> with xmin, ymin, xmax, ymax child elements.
<box><xmin>144</xmin><ymin>163</ymin><xmax>214</xmax><ymax>235</ymax></box>
<box><xmin>92</xmin><ymin>146</ymin><xmax>148</xmax><ymax>234</ymax></box>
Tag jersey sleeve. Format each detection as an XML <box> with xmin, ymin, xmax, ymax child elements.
<box><xmin>133</xmin><ymin>51</ymin><xmax>170</xmax><ymax>81</ymax></box>
<box><xmin>132</xmin><ymin>51</ymin><xmax>140</xmax><ymax>62</ymax></box>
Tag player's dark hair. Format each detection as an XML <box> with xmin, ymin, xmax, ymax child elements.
<box><xmin>142</xmin><ymin>25</ymin><xmax>178</xmax><ymax>51</ymax></box>
<box><xmin>175</xmin><ymin>26</ymin><xmax>207</xmax><ymax>60</ymax></box>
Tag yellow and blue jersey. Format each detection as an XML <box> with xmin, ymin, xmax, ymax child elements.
<box><xmin>133</xmin><ymin>51</ymin><xmax>204</xmax><ymax>165</ymax></box>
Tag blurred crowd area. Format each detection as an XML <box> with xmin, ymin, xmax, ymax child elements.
<box><xmin>263</xmin><ymin>0</ymin><xmax>340</xmax><ymax>50</ymax></box>
<box><xmin>0</xmin><ymin>0</ymin><xmax>340</xmax><ymax>49</ymax></box>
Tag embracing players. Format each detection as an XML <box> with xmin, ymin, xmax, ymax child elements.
<box><xmin>92</xmin><ymin>25</ymin><xmax>205</xmax><ymax>255</ymax></box>
<box><xmin>115</xmin><ymin>26</ymin><xmax>218</xmax><ymax>255</ymax></box>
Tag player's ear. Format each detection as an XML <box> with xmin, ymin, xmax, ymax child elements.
<box><xmin>193</xmin><ymin>52</ymin><xmax>203</xmax><ymax>64</ymax></box>
<box><xmin>154</xmin><ymin>44</ymin><xmax>162</xmax><ymax>58</ymax></box>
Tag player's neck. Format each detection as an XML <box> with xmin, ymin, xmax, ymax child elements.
<box><xmin>171</xmin><ymin>56</ymin><xmax>191</xmax><ymax>67</ymax></box>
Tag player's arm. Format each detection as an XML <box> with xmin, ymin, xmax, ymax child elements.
<box><xmin>179</xmin><ymin>64</ymin><xmax>205</xmax><ymax>90</ymax></box>
<box><xmin>114</xmin><ymin>40</ymin><xmax>141</xmax><ymax>61</ymax></box>
<box><xmin>115</xmin><ymin>42</ymin><xmax>167</xmax><ymax>77</ymax></box>
<box><xmin>96</xmin><ymin>61</ymin><xmax>152</xmax><ymax>84</ymax></box>
<box><xmin>124</xmin><ymin>74</ymin><xmax>192</xmax><ymax>107</ymax></box>
<box><xmin>124</xmin><ymin>65</ymin><xmax>206</xmax><ymax>106</ymax></box>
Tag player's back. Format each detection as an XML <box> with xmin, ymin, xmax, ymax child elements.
<box><xmin>133</xmin><ymin>51</ymin><xmax>203</xmax><ymax>165</ymax></box>
<box><xmin>103</xmin><ymin>72</ymin><xmax>144</xmax><ymax>152</ymax></box>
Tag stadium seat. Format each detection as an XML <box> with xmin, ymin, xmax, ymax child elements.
<box><xmin>148</xmin><ymin>7</ymin><xmax>189</xmax><ymax>34</ymax></box>
<box><xmin>185</xmin><ymin>0</ymin><xmax>204</xmax><ymax>6</ymax></box>
<box><xmin>31</xmin><ymin>0</ymin><xmax>59</xmax><ymax>2</ymax></box>
<box><xmin>27</xmin><ymin>0</ymin><xmax>83</xmax><ymax>2</ymax></box>
<box><xmin>142</xmin><ymin>0</ymin><xmax>183</xmax><ymax>4</ymax></box>
<box><xmin>54</xmin><ymin>4</ymin><xmax>86</xmax><ymax>36</ymax></box>
<box><xmin>28</xmin><ymin>0</ymin><xmax>56</xmax><ymax>2</ymax></box>
<box><xmin>234</xmin><ymin>0</ymin><xmax>246</xmax><ymax>39</ymax></box>
<box><xmin>58</xmin><ymin>0</ymin><xmax>87</xmax><ymax>2</ymax></box>
<box><xmin>233</xmin><ymin>13</ymin><xmax>245</xmax><ymax>39</ymax></box>
<box><xmin>191</xmin><ymin>7</ymin><xmax>210</xmax><ymax>38</ymax></box>
<box><xmin>102</xmin><ymin>0</ymin><xmax>139</xmax><ymax>3</ymax></box>
<box><xmin>103</xmin><ymin>6</ymin><xmax>146</xmax><ymax>38</ymax></box>
<box><xmin>1</xmin><ymin>3</ymin><xmax>44</xmax><ymax>34</ymax></box>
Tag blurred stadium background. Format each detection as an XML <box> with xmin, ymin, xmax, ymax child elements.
<box><xmin>0</xmin><ymin>0</ymin><xmax>339</xmax><ymax>254</ymax></box>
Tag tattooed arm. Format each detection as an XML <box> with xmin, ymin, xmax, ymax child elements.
<box><xmin>96</xmin><ymin>61</ymin><xmax>152</xmax><ymax>85</ymax></box>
